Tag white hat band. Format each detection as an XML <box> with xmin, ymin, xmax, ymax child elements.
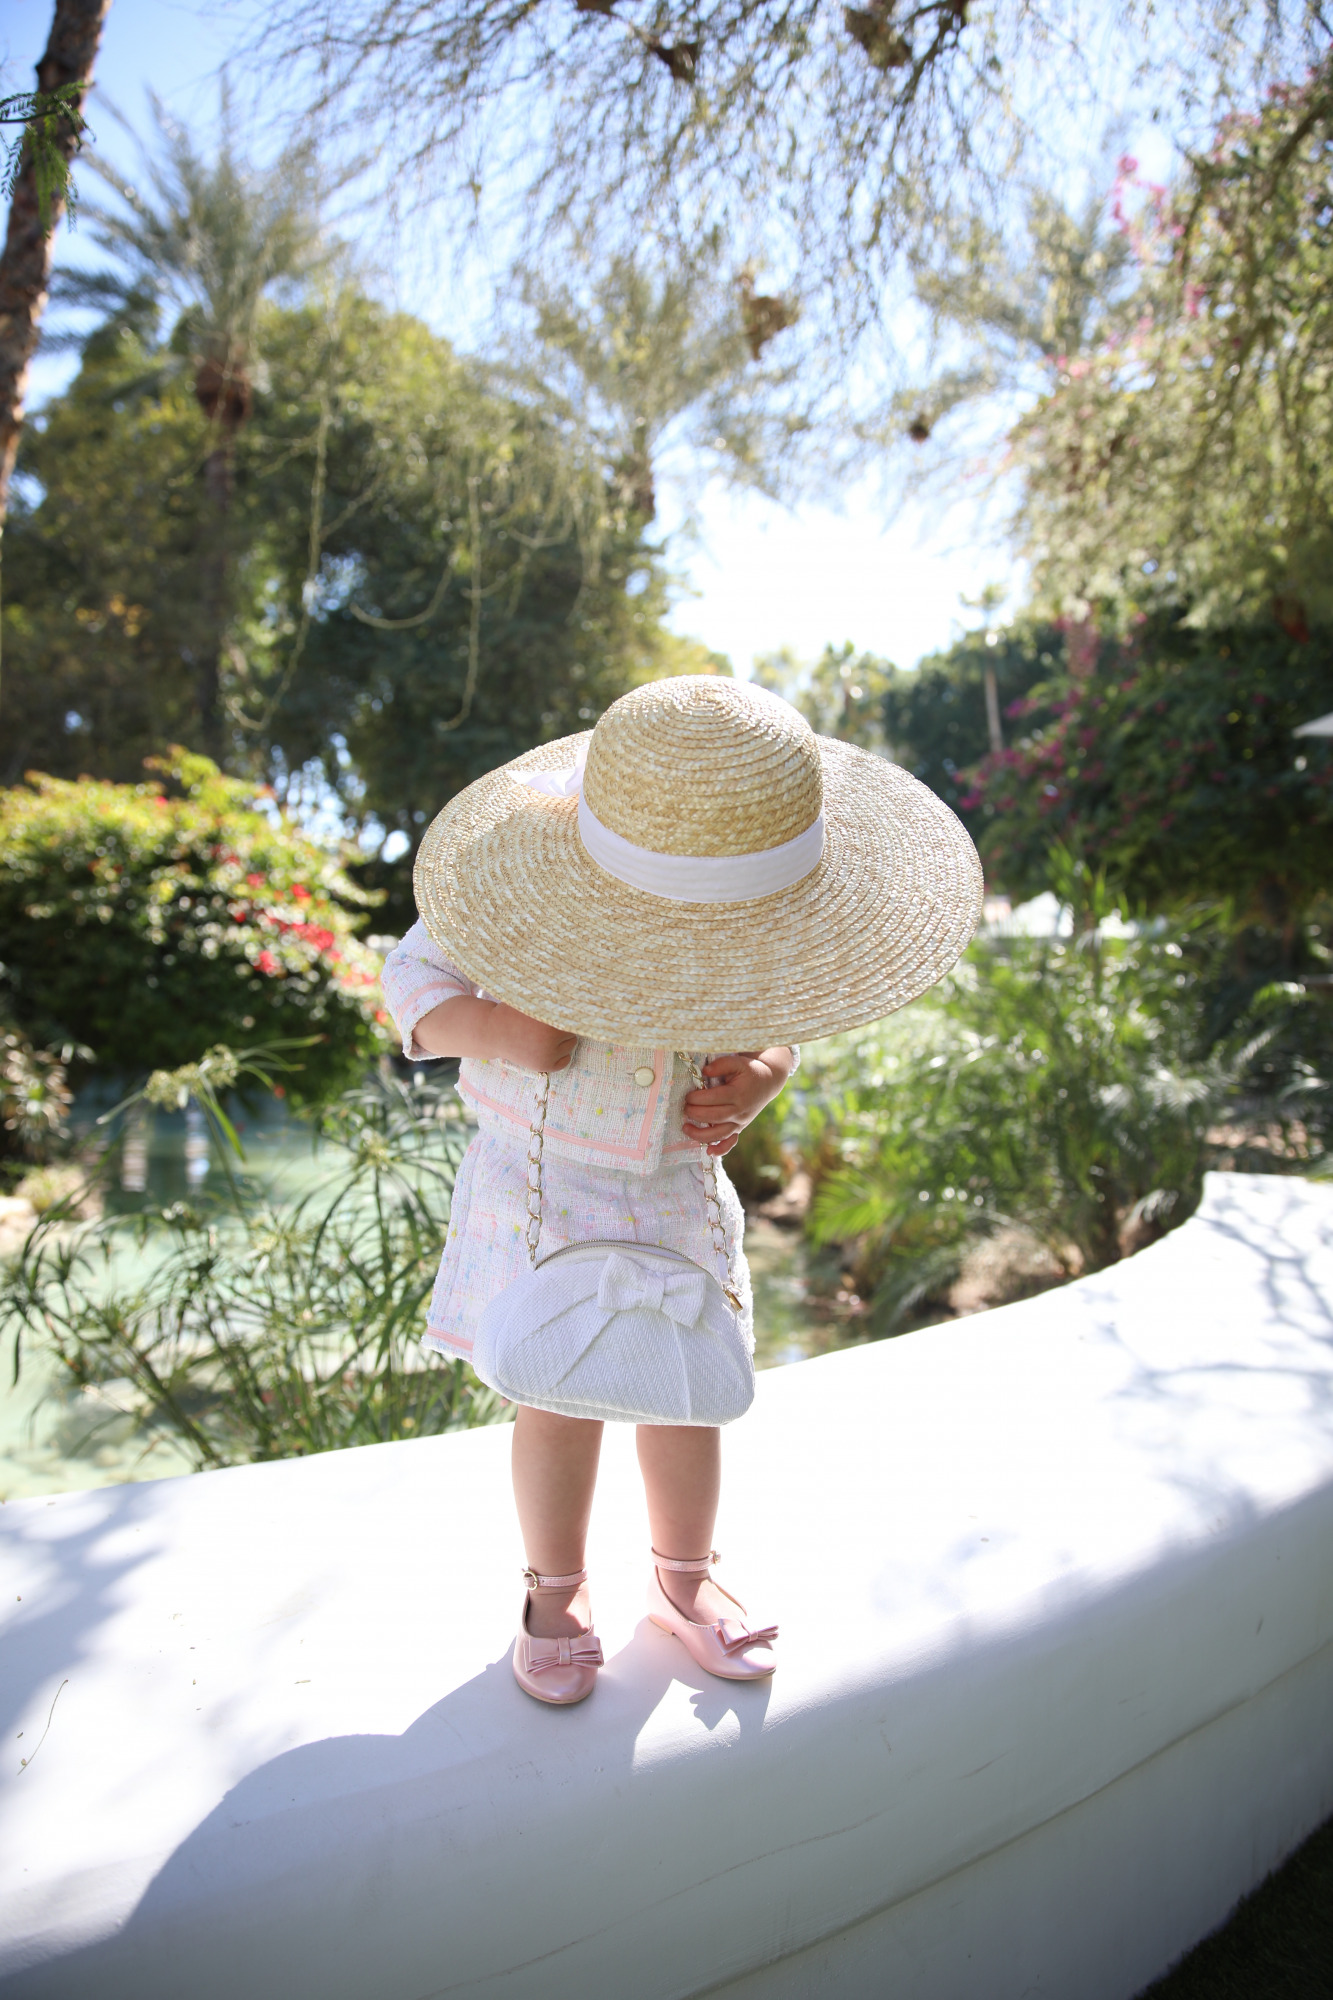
<box><xmin>577</xmin><ymin>791</ymin><xmax>826</xmax><ymax>903</ymax></box>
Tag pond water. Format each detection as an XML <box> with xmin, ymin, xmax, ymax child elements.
<box><xmin>1</xmin><ymin>1100</ymin><xmax>870</xmax><ymax>1502</ymax></box>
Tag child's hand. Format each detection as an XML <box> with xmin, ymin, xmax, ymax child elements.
<box><xmin>682</xmin><ymin>1049</ymin><xmax>794</xmax><ymax>1158</ymax></box>
<box><xmin>490</xmin><ymin>1004</ymin><xmax>578</xmax><ymax>1073</ymax></box>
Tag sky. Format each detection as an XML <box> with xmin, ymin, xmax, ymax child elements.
<box><xmin>2</xmin><ymin>0</ymin><xmax>1148</xmax><ymax>676</ymax></box>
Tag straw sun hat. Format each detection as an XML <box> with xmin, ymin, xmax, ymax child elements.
<box><xmin>413</xmin><ymin>675</ymin><xmax>982</xmax><ymax>1047</ymax></box>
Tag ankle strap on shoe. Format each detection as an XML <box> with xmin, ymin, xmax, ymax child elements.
<box><xmin>652</xmin><ymin>1548</ymin><xmax>719</xmax><ymax>1575</ymax></box>
<box><xmin>522</xmin><ymin>1565</ymin><xmax>588</xmax><ymax>1591</ymax></box>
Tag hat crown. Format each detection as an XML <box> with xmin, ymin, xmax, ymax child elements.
<box><xmin>582</xmin><ymin>677</ymin><xmax>822</xmax><ymax>858</ymax></box>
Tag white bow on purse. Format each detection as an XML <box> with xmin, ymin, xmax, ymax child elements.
<box><xmin>471</xmin><ymin>1055</ymin><xmax>756</xmax><ymax>1425</ymax></box>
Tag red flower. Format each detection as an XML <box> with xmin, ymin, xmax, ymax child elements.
<box><xmin>292</xmin><ymin>884</ymin><xmax>311</xmax><ymax>902</ymax></box>
<box><xmin>246</xmin><ymin>873</ymin><xmax>265</xmax><ymax>889</ymax></box>
<box><xmin>256</xmin><ymin>949</ymin><xmax>280</xmax><ymax>975</ymax></box>
<box><xmin>272</xmin><ymin>1084</ymin><xmax>286</xmax><ymax>1099</ymax></box>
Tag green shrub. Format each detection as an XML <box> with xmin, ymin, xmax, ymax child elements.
<box><xmin>802</xmin><ymin>874</ymin><xmax>1238</xmax><ymax>1329</ymax></box>
<box><xmin>0</xmin><ymin>751</ymin><xmax>388</xmax><ymax>1103</ymax></box>
<box><xmin>0</xmin><ymin>1068</ymin><xmax>509</xmax><ymax>1466</ymax></box>
<box><xmin>966</xmin><ymin>616</ymin><xmax>1333</xmax><ymax>936</ymax></box>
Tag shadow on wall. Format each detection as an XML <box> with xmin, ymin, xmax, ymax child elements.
<box><xmin>3</xmin><ymin>1622</ymin><xmax>773</xmax><ymax>2000</ymax></box>
<box><xmin>3</xmin><ymin>1484</ymin><xmax>164</xmax><ymax>1776</ymax></box>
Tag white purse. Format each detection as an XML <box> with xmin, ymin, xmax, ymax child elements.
<box><xmin>471</xmin><ymin>1055</ymin><xmax>755</xmax><ymax>1426</ymax></box>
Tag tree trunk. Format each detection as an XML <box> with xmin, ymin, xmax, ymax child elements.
<box><xmin>0</xmin><ymin>0</ymin><xmax>112</xmax><ymax>526</ymax></box>
<box><xmin>197</xmin><ymin>437</ymin><xmax>233</xmax><ymax>762</ymax></box>
<box><xmin>983</xmin><ymin>661</ymin><xmax>1003</xmax><ymax>754</ymax></box>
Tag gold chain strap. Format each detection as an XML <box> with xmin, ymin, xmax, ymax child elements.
<box><xmin>522</xmin><ymin>1054</ymin><xmax>739</xmax><ymax>1309</ymax></box>
<box><xmin>524</xmin><ymin>1067</ymin><xmax>551</xmax><ymax>1268</ymax></box>
<box><xmin>681</xmin><ymin>1053</ymin><xmax>743</xmax><ymax>1311</ymax></box>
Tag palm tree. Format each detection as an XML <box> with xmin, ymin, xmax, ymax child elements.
<box><xmin>58</xmin><ymin>90</ymin><xmax>330</xmax><ymax>757</ymax></box>
<box><xmin>509</xmin><ymin>241</ymin><xmax>801</xmax><ymax>525</ymax></box>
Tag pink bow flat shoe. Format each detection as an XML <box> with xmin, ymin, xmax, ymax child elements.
<box><xmin>513</xmin><ymin>1565</ymin><xmax>604</xmax><ymax>1706</ymax></box>
<box><xmin>648</xmin><ymin>1548</ymin><xmax>777</xmax><ymax>1681</ymax></box>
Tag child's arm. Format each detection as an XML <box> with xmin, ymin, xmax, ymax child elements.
<box><xmin>681</xmin><ymin>1048</ymin><xmax>796</xmax><ymax>1159</ymax></box>
<box><xmin>412</xmin><ymin>995</ymin><xmax>577</xmax><ymax>1074</ymax></box>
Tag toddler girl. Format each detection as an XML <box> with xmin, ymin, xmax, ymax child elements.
<box><xmin>382</xmin><ymin>676</ymin><xmax>980</xmax><ymax>1705</ymax></box>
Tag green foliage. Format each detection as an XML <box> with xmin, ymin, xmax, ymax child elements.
<box><xmin>1014</xmin><ymin>67</ymin><xmax>1333</xmax><ymax>624</ymax></box>
<box><xmin>806</xmin><ymin>883</ymin><xmax>1233</xmax><ymax>1327</ymax></box>
<box><xmin>966</xmin><ymin>616</ymin><xmax>1333</xmax><ymax>931</ymax></box>
<box><xmin>901</xmin><ymin>185</ymin><xmax>1135</xmax><ymax>444</ymax></box>
<box><xmin>261</xmin><ymin>0</ymin><xmax>1321</xmax><ymax>469</ymax></box>
<box><xmin>134</xmin><ymin>1039</ymin><xmax>321</xmax><ymax>1173</ymax></box>
<box><xmin>0</xmin><ymin>1070</ymin><xmax>509</xmax><ymax>1467</ymax></box>
<box><xmin>751</xmin><ymin>643</ymin><xmax>899</xmax><ymax>752</ymax></box>
<box><xmin>0</xmin><ymin>753</ymin><xmax>386</xmax><ymax>1098</ymax></box>
<box><xmin>68</xmin><ymin>89</ymin><xmax>330</xmax><ymax>403</ymax></box>
<box><xmin>1227</xmin><ymin>972</ymin><xmax>1333</xmax><ymax>1159</ymax></box>
<box><xmin>3</xmin><ymin>286</ymin><xmax>685</xmax><ymax>893</ymax></box>
<box><xmin>2</xmin><ymin>337</ymin><xmax>218</xmax><ymax>785</ymax></box>
<box><xmin>724</xmin><ymin>1099</ymin><xmax>786</xmax><ymax>1202</ymax></box>
<box><xmin>508</xmin><ymin>241</ymin><xmax>800</xmax><ymax>512</ymax></box>
<box><xmin>881</xmin><ymin>623</ymin><xmax>1059</xmax><ymax>826</ymax></box>
<box><xmin>0</xmin><ymin>84</ymin><xmax>91</xmax><ymax>227</ymax></box>
<box><xmin>752</xmin><ymin>627</ymin><xmax>1058</xmax><ymax>841</ymax></box>
<box><xmin>0</xmin><ymin>1025</ymin><xmax>83</xmax><ymax>1185</ymax></box>
<box><xmin>247</xmin><ymin>293</ymin><xmax>681</xmax><ymax>845</ymax></box>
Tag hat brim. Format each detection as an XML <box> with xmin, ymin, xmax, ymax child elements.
<box><xmin>413</xmin><ymin>731</ymin><xmax>983</xmax><ymax>1046</ymax></box>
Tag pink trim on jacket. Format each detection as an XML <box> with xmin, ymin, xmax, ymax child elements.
<box><xmin>457</xmin><ymin>1051</ymin><xmax>668</xmax><ymax>1165</ymax></box>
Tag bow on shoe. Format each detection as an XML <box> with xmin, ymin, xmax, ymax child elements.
<box><xmin>714</xmin><ymin>1618</ymin><xmax>779</xmax><ymax>1655</ymax></box>
<box><xmin>523</xmin><ymin>1634</ymin><xmax>605</xmax><ymax>1673</ymax></box>
<box><xmin>597</xmin><ymin>1251</ymin><xmax>708</xmax><ymax>1326</ymax></box>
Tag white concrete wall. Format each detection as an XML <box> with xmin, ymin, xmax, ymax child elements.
<box><xmin>2</xmin><ymin>1171</ymin><xmax>1331</xmax><ymax>2000</ymax></box>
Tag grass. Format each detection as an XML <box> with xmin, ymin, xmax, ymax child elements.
<box><xmin>1139</xmin><ymin>1814</ymin><xmax>1333</xmax><ymax>1998</ymax></box>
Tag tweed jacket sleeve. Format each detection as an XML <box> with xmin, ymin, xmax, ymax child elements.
<box><xmin>381</xmin><ymin>920</ymin><xmax>478</xmax><ymax>1060</ymax></box>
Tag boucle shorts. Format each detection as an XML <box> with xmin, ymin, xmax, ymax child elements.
<box><xmin>423</xmin><ymin>1134</ymin><xmax>752</xmax><ymax>1363</ymax></box>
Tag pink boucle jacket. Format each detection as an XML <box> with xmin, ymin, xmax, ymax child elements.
<box><xmin>380</xmin><ymin>920</ymin><xmax>714</xmax><ymax>1177</ymax></box>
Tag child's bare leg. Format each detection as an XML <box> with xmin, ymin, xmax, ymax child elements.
<box><xmin>636</xmin><ymin>1425</ymin><xmax>735</xmax><ymax>1624</ymax></box>
<box><xmin>512</xmin><ymin>1405</ymin><xmax>603</xmax><ymax>1638</ymax></box>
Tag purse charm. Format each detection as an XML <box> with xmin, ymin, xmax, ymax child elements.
<box><xmin>471</xmin><ymin>1053</ymin><xmax>755</xmax><ymax>1426</ymax></box>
